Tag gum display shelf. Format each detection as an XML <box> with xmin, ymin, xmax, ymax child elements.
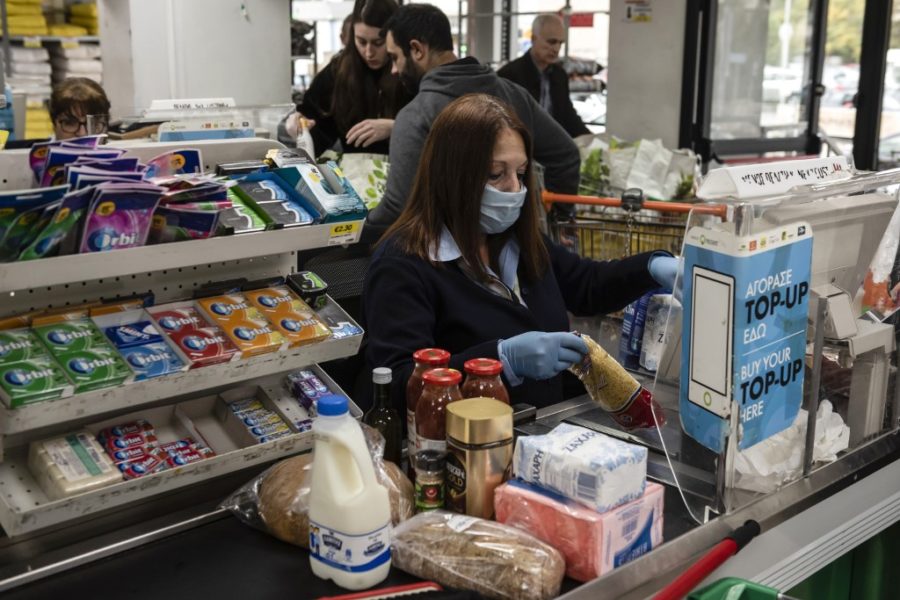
<box><xmin>0</xmin><ymin>365</ymin><xmax>358</xmax><ymax>537</ymax></box>
<box><xmin>0</xmin><ymin>220</ymin><xmax>364</xmax><ymax>294</ymax></box>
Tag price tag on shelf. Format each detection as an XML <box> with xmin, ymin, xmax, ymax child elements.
<box><xmin>61</xmin><ymin>40</ymin><xmax>79</xmax><ymax>49</ymax></box>
<box><xmin>22</xmin><ymin>37</ymin><xmax>42</xmax><ymax>48</ymax></box>
<box><xmin>328</xmin><ymin>221</ymin><xmax>360</xmax><ymax>245</ymax></box>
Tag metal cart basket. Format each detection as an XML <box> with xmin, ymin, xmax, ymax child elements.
<box><xmin>543</xmin><ymin>191</ymin><xmax>728</xmax><ymax>260</ymax></box>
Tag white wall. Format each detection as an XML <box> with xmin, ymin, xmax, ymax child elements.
<box><xmin>101</xmin><ymin>0</ymin><xmax>291</xmax><ymax>116</ymax></box>
<box><xmin>607</xmin><ymin>0</ymin><xmax>686</xmax><ymax>148</ymax></box>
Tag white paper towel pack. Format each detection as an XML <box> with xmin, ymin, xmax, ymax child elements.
<box><xmin>513</xmin><ymin>423</ymin><xmax>647</xmax><ymax>513</ymax></box>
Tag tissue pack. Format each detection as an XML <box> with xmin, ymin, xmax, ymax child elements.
<box><xmin>495</xmin><ymin>480</ymin><xmax>664</xmax><ymax>581</ymax></box>
<box><xmin>512</xmin><ymin>423</ymin><xmax>647</xmax><ymax>513</ymax></box>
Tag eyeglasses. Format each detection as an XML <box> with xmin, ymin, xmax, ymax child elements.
<box><xmin>55</xmin><ymin>113</ymin><xmax>110</xmax><ymax>135</ymax></box>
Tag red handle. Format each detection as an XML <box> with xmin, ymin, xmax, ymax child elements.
<box><xmin>653</xmin><ymin>539</ymin><xmax>738</xmax><ymax>600</ymax></box>
<box><xmin>541</xmin><ymin>191</ymin><xmax>729</xmax><ymax>219</ymax></box>
<box><xmin>652</xmin><ymin>520</ymin><xmax>761</xmax><ymax>600</ymax></box>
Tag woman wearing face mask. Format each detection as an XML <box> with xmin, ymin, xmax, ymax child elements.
<box><xmin>362</xmin><ymin>94</ymin><xmax>679</xmax><ymax>410</ymax></box>
<box><xmin>280</xmin><ymin>0</ymin><xmax>411</xmax><ymax>156</ymax></box>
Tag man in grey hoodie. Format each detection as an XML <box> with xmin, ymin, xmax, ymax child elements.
<box><xmin>364</xmin><ymin>3</ymin><xmax>580</xmax><ymax>241</ymax></box>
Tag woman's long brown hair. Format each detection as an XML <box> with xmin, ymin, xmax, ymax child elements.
<box><xmin>331</xmin><ymin>0</ymin><xmax>406</xmax><ymax>133</ymax></box>
<box><xmin>381</xmin><ymin>93</ymin><xmax>549</xmax><ymax>283</ymax></box>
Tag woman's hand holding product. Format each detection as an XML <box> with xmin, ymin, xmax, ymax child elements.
<box><xmin>285</xmin><ymin>112</ymin><xmax>317</xmax><ymax>140</ymax></box>
<box><xmin>648</xmin><ymin>254</ymin><xmax>683</xmax><ymax>300</ymax></box>
<box><xmin>499</xmin><ymin>331</ymin><xmax>588</xmax><ymax>381</ymax></box>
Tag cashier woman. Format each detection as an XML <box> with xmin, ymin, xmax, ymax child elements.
<box><xmin>362</xmin><ymin>94</ymin><xmax>680</xmax><ymax>410</ymax></box>
<box><xmin>280</xmin><ymin>0</ymin><xmax>411</xmax><ymax>156</ymax></box>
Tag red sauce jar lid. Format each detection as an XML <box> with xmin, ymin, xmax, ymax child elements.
<box><xmin>422</xmin><ymin>368</ymin><xmax>462</xmax><ymax>386</ymax></box>
<box><xmin>413</xmin><ymin>348</ymin><xmax>451</xmax><ymax>366</ymax></box>
<box><xmin>463</xmin><ymin>358</ymin><xmax>503</xmax><ymax>376</ymax></box>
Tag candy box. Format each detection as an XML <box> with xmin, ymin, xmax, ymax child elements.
<box><xmin>34</xmin><ymin>319</ymin><xmax>109</xmax><ymax>355</ymax></box>
<box><xmin>197</xmin><ymin>294</ymin><xmax>286</xmax><ymax>357</ymax></box>
<box><xmin>232</xmin><ymin>172</ymin><xmax>319</xmax><ymax>229</ymax></box>
<box><xmin>287</xmin><ymin>271</ymin><xmax>329</xmax><ymax>310</ymax></box>
<box><xmin>0</xmin><ymin>356</ymin><xmax>72</xmax><ymax>407</ymax></box>
<box><xmin>0</xmin><ymin>328</ymin><xmax>50</xmax><ymax>363</ymax></box>
<box><xmin>275</xmin><ymin>163</ymin><xmax>366</xmax><ymax>224</ymax></box>
<box><xmin>243</xmin><ymin>286</ymin><xmax>331</xmax><ymax>348</ymax></box>
<box><xmin>219</xmin><ymin>189</ymin><xmax>267</xmax><ymax>234</ymax></box>
<box><xmin>147</xmin><ymin>303</ymin><xmax>238</xmax><ymax>367</ymax></box>
<box><xmin>103</xmin><ymin>321</ymin><xmax>163</xmax><ymax>349</ymax></box>
<box><xmin>57</xmin><ymin>347</ymin><xmax>132</xmax><ymax>393</ymax></box>
<box><xmin>315</xmin><ymin>297</ymin><xmax>364</xmax><ymax>340</ymax></box>
<box><xmin>29</xmin><ymin>430</ymin><xmax>123</xmax><ymax>500</ymax></box>
<box><xmin>118</xmin><ymin>342</ymin><xmax>186</xmax><ymax>381</ymax></box>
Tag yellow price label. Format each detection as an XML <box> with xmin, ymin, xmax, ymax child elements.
<box><xmin>23</xmin><ymin>37</ymin><xmax>41</xmax><ymax>48</ymax></box>
<box><xmin>61</xmin><ymin>40</ymin><xmax>79</xmax><ymax>49</ymax></box>
<box><xmin>328</xmin><ymin>221</ymin><xmax>360</xmax><ymax>245</ymax></box>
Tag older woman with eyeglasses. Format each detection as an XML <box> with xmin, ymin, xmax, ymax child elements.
<box><xmin>49</xmin><ymin>77</ymin><xmax>110</xmax><ymax>140</ymax></box>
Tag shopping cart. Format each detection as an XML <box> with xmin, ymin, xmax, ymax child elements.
<box><xmin>543</xmin><ymin>191</ymin><xmax>728</xmax><ymax>261</ymax></box>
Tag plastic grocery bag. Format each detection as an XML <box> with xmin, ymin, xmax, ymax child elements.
<box><xmin>734</xmin><ymin>400</ymin><xmax>849</xmax><ymax>494</ymax></box>
<box><xmin>220</xmin><ymin>424</ymin><xmax>414</xmax><ymax>547</ymax></box>
<box><xmin>392</xmin><ymin>511</ymin><xmax>565</xmax><ymax>600</ymax></box>
<box><xmin>338</xmin><ymin>153</ymin><xmax>389</xmax><ymax>210</ymax></box>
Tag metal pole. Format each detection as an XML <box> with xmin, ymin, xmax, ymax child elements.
<box><xmin>458</xmin><ymin>0</ymin><xmax>463</xmax><ymax>55</ymax></box>
<box><xmin>0</xmin><ymin>0</ymin><xmax>10</xmax><ymax>84</ymax></box>
<box><xmin>803</xmin><ymin>297</ymin><xmax>828</xmax><ymax>476</ymax></box>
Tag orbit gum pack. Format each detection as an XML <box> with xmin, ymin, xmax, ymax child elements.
<box><xmin>33</xmin><ymin>319</ymin><xmax>131</xmax><ymax>392</ymax></box>
<box><xmin>243</xmin><ymin>286</ymin><xmax>331</xmax><ymax>348</ymax></box>
<box><xmin>196</xmin><ymin>294</ymin><xmax>286</xmax><ymax>358</ymax></box>
<box><xmin>0</xmin><ymin>355</ymin><xmax>72</xmax><ymax>407</ymax></box>
<box><xmin>97</xmin><ymin>312</ymin><xmax>187</xmax><ymax>381</ymax></box>
<box><xmin>147</xmin><ymin>303</ymin><xmax>238</xmax><ymax>368</ymax></box>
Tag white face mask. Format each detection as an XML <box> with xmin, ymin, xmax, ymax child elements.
<box><xmin>480</xmin><ymin>184</ymin><xmax>528</xmax><ymax>234</ymax></box>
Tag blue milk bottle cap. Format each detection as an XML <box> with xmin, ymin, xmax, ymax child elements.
<box><xmin>317</xmin><ymin>394</ymin><xmax>349</xmax><ymax>416</ymax></box>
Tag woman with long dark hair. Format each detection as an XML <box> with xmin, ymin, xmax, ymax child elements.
<box><xmin>362</xmin><ymin>94</ymin><xmax>680</xmax><ymax>410</ymax></box>
<box><xmin>282</xmin><ymin>0</ymin><xmax>410</xmax><ymax>156</ymax></box>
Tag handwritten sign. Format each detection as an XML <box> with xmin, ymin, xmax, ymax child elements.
<box><xmin>147</xmin><ymin>98</ymin><xmax>237</xmax><ymax>113</ymax></box>
<box><xmin>697</xmin><ymin>156</ymin><xmax>851</xmax><ymax>201</ymax></box>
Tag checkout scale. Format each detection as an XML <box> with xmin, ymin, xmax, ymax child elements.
<box><xmin>518</xmin><ymin>159</ymin><xmax>900</xmax><ymax>526</ymax></box>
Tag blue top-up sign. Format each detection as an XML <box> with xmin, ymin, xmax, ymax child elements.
<box><xmin>680</xmin><ymin>222</ymin><xmax>813</xmax><ymax>452</ymax></box>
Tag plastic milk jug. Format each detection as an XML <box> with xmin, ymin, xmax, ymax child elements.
<box><xmin>308</xmin><ymin>394</ymin><xmax>392</xmax><ymax>589</ymax></box>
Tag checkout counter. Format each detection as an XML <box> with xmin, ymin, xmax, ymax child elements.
<box><xmin>0</xmin><ymin>150</ymin><xmax>898</xmax><ymax>599</ymax></box>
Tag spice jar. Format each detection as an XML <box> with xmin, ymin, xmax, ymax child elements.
<box><xmin>461</xmin><ymin>358</ymin><xmax>509</xmax><ymax>404</ymax></box>
<box><xmin>445</xmin><ymin>397</ymin><xmax>513</xmax><ymax>519</ymax></box>
<box><xmin>414</xmin><ymin>450</ymin><xmax>445</xmax><ymax>512</ymax></box>
<box><xmin>415</xmin><ymin>367</ymin><xmax>462</xmax><ymax>454</ymax></box>
<box><xmin>406</xmin><ymin>349</ymin><xmax>450</xmax><ymax>475</ymax></box>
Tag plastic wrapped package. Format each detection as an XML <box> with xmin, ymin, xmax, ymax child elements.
<box><xmin>221</xmin><ymin>424</ymin><xmax>414</xmax><ymax>547</ymax></box>
<box><xmin>391</xmin><ymin>511</ymin><xmax>565</xmax><ymax>600</ymax></box>
<box><xmin>495</xmin><ymin>480</ymin><xmax>664</xmax><ymax>581</ymax></box>
<box><xmin>569</xmin><ymin>333</ymin><xmax>665</xmax><ymax>429</ymax></box>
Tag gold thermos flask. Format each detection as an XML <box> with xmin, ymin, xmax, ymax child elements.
<box><xmin>445</xmin><ymin>397</ymin><xmax>513</xmax><ymax>518</ymax></box>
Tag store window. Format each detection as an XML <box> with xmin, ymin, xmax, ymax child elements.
<box><xmin>815</xmin><ymin>0</ymin><xmax>864</xmax><ymax>160</ymax></box>
<box><xmin>709</xmin><ymin>0</ymin><xmax>812</xmax><ymax>141</ymax></box>
<box><xmin>878</xmin><ymin>3</ymin><xmax>900</xmax><ymax>169</ymax></box>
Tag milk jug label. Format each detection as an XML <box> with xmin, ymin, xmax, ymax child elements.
<box><xmin>309</xmin><ymin>520</ymin><xmax>391</xmax><ymax>573</ymax></box>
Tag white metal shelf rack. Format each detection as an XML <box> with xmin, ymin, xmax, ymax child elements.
<box><xmin>0</xmin><ymin>138</ymin><xmax>366</xmax><ymax>537</ymax></box>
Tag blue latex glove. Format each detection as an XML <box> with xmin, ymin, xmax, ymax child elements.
<box><xmin>498</xmin><ymin>331</ymin><xmax>589</xmax><ymax>381</ymax></box>
<box><xmin>648</xmin><ymin>254</ymin><xmax>683</xmax><ymax>300</ymax></box>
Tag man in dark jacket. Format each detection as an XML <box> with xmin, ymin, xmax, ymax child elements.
<box><xmin>365</xmin><ymin>3</ymin><xmax>581</xmax><ymax>240</ymax></box>
<box><xmin>498</xmin><ymin>14</ymin><xmax>590</xmax><ymax>138</ymax></box>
